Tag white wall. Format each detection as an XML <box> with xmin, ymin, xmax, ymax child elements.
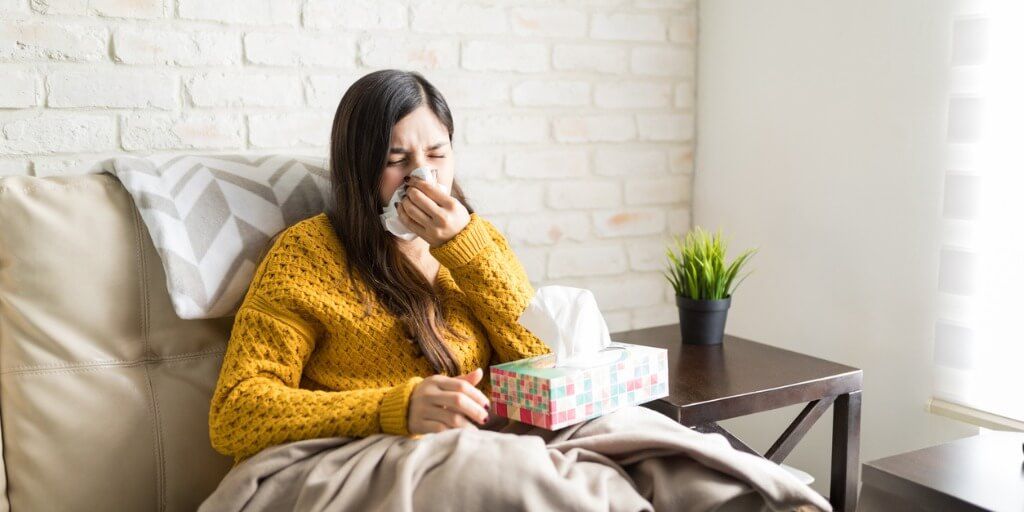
<box><xmin>695</xmin><ymin>0</ymin><xmax>977</xmax><ymax>495</ymax></box>
<box><xmin>0</xmin><ymin>0</ymin><xmax>697</xmax><ymax>333</ymax></box>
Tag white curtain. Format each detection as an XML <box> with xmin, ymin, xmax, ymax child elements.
<box><xmin>933</xmin><ymin>0</ymin><xmax>1024</xmax><ymax>422</ymax></box>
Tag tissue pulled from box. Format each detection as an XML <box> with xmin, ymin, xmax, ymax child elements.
<box><xmin>379</xmin><ymin>166</ymin><xmax>451</xmax><ymax>241</ymax></box>
<box><xmin>517</xmin><ymin>285</ymin><xmax>613</xmax><ymax>366</ymax></box>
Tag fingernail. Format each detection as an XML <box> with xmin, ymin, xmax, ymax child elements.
<box><xmin>484</xmin><ymin>403</ymin><xmax>490</xmax><ymax>410</ymax></box>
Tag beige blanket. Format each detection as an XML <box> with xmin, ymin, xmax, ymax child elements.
<box><xmin>198</xmin><ymin>405</ymin><xmax>831</xmax><ymax>511</ymax></box>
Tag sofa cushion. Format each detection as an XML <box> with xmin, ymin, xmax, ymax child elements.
<box><xmin>0</xmin><ymin>172</ymin><xmax>236</xmax><ymax>511</ymax></box>
<box><xmin>104</xmin><ymin>154</ymin><xmax>331</xmax><ymax>319</ymax></box>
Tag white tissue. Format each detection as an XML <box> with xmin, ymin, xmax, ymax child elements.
<box><xmin>379</xmin><ymin>166</ymin><xmax>451</xmax><ymax>241</ymax></box>
<box><xmin>516</xmin><ymin>285</ymin><xmax>615</xmax><ymax>367</ymax></box>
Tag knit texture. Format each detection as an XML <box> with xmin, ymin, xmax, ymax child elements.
<box><xmin>208</xmin><ymin>212</ymin><xmax>551</xmax><ymax>466</ymax></box>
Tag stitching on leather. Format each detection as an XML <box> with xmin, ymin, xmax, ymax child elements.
<box><xmin>0</xmin><ymin>347</ymin><xmax>227</xmax><ymax>373</ymax></box>
<box><xmin>132</xmin><ymin>205</ymin><xmax>150</xmax><ymax>358</ymax></box>
<box><xmin>133</xmin><ymin>205</ymin><xmax>166</xmax><ymax>512</ymax></box>
<box><xmin>0</xmin><ymin>386</ymin><xmax>8</xmax><ymax>511</ymax></box>
<box><xmin>0</xmin><ymin>349</ymin><xmax>226</xmax><ymax>377</ymax></box>
<box><xmin>140</xmin><ymin>367</ymin><xmax>164</xmax><ymax>512</ymax></box>
<box><xmin>0</xmin><ymin>179</ymin><xmax>119</xmax><ymax>194</ymax></box>
<box><xmin>158</xmin><ymin>350</ymin><xmax>227</xmax><ymax>367</ymax></box>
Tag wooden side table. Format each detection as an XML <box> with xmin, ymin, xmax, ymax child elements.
<box><xmin>613</xmin><ymin>324</ymin><xmax>863</xmax><ymax>512</ymax></box>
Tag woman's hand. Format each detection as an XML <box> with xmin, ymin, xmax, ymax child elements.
<box><xmin>396</xmin><ymin>175</ymin><xmax>471</xmax><ymax>248</ymax></box>
<box><xmin>408</xmin><ymin>367</ymin><xmax>491</xmax><ymax>435</ymax></box>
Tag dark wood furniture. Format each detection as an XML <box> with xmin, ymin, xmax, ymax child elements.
<box><xmin>860</xmin><ymin>431</ymin><xmax>1024</xmax><ymax>511</ymax></box>
<box><xmin>612</xmin><ymin>323</ymin><xmax>863</xmax><ymax>512</ymax></box>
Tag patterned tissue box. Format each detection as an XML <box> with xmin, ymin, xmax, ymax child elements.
<box><xmin>489</xmin><ymin>342</ymin><xmax>670</xmax><ymax>430</ymax></box>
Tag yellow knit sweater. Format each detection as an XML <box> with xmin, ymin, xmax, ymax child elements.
<box><xmin>208</xmin><ymin>211</ymin><xmax>551</xmax><ymax>466</ymax></box>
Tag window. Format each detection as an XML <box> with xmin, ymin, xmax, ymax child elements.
<box><xmin>932</xmin><ymin>1</ymin><xmax>1024</xmax><ymax>426</ymax></box>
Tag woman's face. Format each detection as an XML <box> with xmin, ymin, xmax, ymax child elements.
<box><xmin>380</xmin><ymin>104</ymin><xmax>454</xmax><ymax>207</ymax></box>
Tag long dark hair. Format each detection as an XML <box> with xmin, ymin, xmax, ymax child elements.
<box><xmin>326</xmin><ymin>69</ymin><xmax>475</xmax><ymax>377</ymax></box>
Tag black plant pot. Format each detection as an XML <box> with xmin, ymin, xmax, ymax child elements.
<box><xmin>675</xmin><ymin>295</ymin><xmax>731</xmax><ymax>345</ymax></box>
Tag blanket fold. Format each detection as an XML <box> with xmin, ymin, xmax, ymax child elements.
<box><xmin>199</xmin><ymin>405</ymin><xmax>831</xmax><ymax>512</ymax></box>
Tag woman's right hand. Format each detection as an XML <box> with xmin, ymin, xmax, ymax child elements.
<box><xmin>408</xmin><ymin>367</ymin><xmax>491</xmax><ymax>434</ymax></box>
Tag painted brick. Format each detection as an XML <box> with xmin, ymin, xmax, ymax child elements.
<box><xmin>186</xmin><ymin>73</ymin><xmax>303</xmax><ymax>107</ymax></box>
<box><xmin>303</xmin><ymin>0</ymin><xmax>406</xmax><ymax>30</ymax></box>
<box><xmin>463</xmin><ymin>41</ymin><xmax>548</xmax><ymax>72</ymax></box>
<box><xmin>121</xmin><ymin>112</ymin><xmax>244</xmax><ymax>150</ymax></box>
<box><xmin>0</xmin><ymin>18</ymin><xmax>107</xmax><ymax>62</ymax></box>
<box><xmin>113</xmin><ymin>28</ymin><xmax>240</xmax><ymax>66</ymax></box>
<box><xmin>48</xmin><ymin>70</ymin><xmax>178</xmax><ymax>109</ymax></box>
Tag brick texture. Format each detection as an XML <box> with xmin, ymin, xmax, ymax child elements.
<box><xmin>0</xmin><ymin>0</ymin><xmax>697</xmax><ymax>331</ymax></box>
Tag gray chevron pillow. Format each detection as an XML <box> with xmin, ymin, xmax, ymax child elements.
<box><xmin>104</xmin><ymin>154</ymin><xmax>332</xmax><ymax>320</ymax></box>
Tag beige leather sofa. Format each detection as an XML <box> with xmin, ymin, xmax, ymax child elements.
<box><xmin>0</xmin><ymin>171</ymin><xmax>236</xmax><ymax>511</ymax></box>
<box><xmin>0</xmin><ymin>169</ymin><xmax>809</xmax><ymax>512</ymax></box>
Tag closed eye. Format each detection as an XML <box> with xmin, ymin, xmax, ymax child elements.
<box><xmin>387</xmin><ymin>155</ymin><xmax>446</xmax><ymax>166</ymax></box>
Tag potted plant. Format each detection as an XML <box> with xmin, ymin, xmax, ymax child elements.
<box><xmin>663</xmin><ymin>226</ymin><xmax>757</xmax><ymax>345</ymax></box>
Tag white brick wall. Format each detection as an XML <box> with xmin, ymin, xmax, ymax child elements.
<box><xmin>0</xmin><ymin>0</ymin><xmax>696</xmax><ymax>332</ymax></box>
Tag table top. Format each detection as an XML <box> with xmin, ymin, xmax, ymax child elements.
<box><xmin>863</xmin><ymin>431</ymin><xmax>1024</xmax><ymax>511</ymax></box>
<box><xmin>612</xmin><ymin>324</ymin><xmax>862</xmax><ymax>425</ymax></box>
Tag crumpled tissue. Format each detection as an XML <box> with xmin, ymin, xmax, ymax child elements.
<box><xmin>379</xmin><ymin>166</ymin><xmax>451</xmax><ymax>241</ymax></box>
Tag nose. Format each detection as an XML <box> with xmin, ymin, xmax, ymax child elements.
<box><xmin>409</xmin><ymin>152</ymin><xmax>429</xmax><ymax>172</ymax></box>
<box><xmin>404</xmin><ymin>153</ymin><xmax>431</xmax><ymax>183</ymax></box>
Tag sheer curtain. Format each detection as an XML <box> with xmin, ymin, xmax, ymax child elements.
<box><xmin>933</xmin><ymin>0</ymin><xmax>1024</xmax><ymax>425</ymax></box>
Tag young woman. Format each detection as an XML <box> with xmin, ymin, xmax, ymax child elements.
<box><xmin>204</xmin><ymin>69</ymin><xmax>828</xmax><ymax>512</ymax></box>
<box><xmin>208</xmin><ymin>68</ymin><xmax>550</xmax><ymax>466</ymax></box>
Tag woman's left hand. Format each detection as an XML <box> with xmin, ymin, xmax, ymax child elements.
<box><xmin>397</xmin><ymin>176</ymin><xmax>470</xmax><ymax>248</ymax></box>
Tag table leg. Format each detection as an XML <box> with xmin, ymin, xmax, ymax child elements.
<box><xmin>830</xmin><ymin>391</ymin><xmax>861</xmax><ymax>512</ymax></box>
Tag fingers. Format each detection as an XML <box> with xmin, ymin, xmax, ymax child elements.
<box><xmin>408</xmin><ymin>176</ymin><xmax>454</xmax><ymax>208</ymax></box>
<box><xmin>423</xmin><ymin>404</ymin><xmax>484</xmax><ymax>429</ymax></box>
<box><xmin>431</xmin><ymin>391</ymin><xmax>489</xmax><ymax>425</ymax></box>
<box><xmin>454</xmin><ymin>367</ymin><xmax>484</xmax><ymax>386</ymax></box>
<box><xmin>404</xmin><ymin>185</ymin><xmax>445</xmax><ymax>220</ymax></box>
<box><xmin>410</xmin><ymin>377</ymin><xmax>489</xmax><ymax>436</ymax></box>
<box><xmin>396</xmin><ymin>201</ymin><xmax>426</xmax><ymax>230</ymax></box>
<box><xmin>436</xmin><ymin>372</ymin><xmax>487</xmax><ymax>407</ymax></box>
<box><xmin>418</xmin><ymin>418</ymin><xmax>449</xmax><ymax>434</ymax></box>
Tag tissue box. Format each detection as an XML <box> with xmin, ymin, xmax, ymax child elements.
<box><xmin>489</xmin><ymin>342</ymin><xmax>669</xmax><ymax>430</ymax></box>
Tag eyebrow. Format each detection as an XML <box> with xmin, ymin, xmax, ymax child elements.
<box><xmin>389</xmin><ymin>141</ymin><xmax>449</xmax><ymax>154</ymax></box>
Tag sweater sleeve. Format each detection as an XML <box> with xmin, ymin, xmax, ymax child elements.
<box><xmin>429</xmin><ymin>212</ymin><xmax>552</xmax><ymax>364</ymax></box>
<box><xmin>208</xmin><ymin>238</ymin><xmax>423</xmax><ymax>463</ymax></box>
